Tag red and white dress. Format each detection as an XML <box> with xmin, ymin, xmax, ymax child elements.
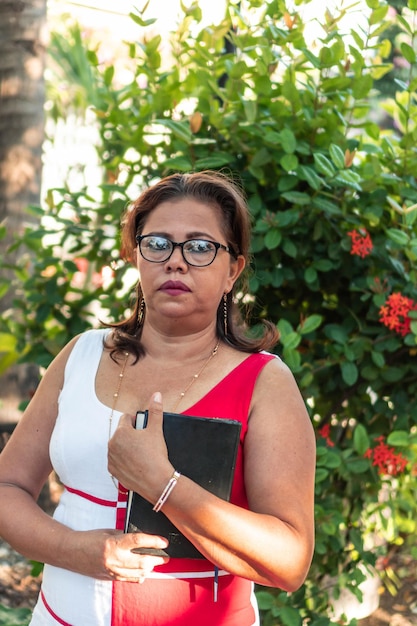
<box><xmin>30</xmin><ymin>329</ymin><xmax>276</xmax><ymax>626</ymax></box>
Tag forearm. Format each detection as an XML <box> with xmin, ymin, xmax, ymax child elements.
<box><xmin>160</xmin><ymin>476</ymin><xmax>313</xmax><ymax>591</ymax></box>
<box><xmin>0</xmin><ymin>483</ymin><xmax>78</xmax><ymax>568</ymax></box>
<box><xmin>0</xmin><ymin>483</ymin><xmax>170</xmax><ymax>582</ymax></box>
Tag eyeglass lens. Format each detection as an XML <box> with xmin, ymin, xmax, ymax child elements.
<box><xmin>139</xmin><ymin>236</ymin><xmax>219</xmax><ymax>266</ymax></box>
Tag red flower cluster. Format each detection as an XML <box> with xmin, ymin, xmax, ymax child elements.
<box><xmin>379</xmin><ymin>292</ymin><xmax>417</xmax><ymax>336</ymax></box>
<box><xmin>364</xmin><ymin>436</ymin><xmax>408</xmax><ymax>476</ymax></box>
<box><xmin>318</xmin><ymin>424</ymin><xmax>334</xmax><ymax>447</ymax></box>
<box><xmin>347</xmin><ymin>228</ymin><xmax>373</xmax><ymax>258</ymax></box>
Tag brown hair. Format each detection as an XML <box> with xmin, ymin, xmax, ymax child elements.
<box><xmin>104</xmin><ymin>171</ymin><xmax>279</xmax><ymax>360</ymax></box>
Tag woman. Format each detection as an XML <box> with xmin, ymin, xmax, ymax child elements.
<box><xmin>0</xmin><ymin>171</ymin><xmax>315</xmax><ymax>625</ymax></box>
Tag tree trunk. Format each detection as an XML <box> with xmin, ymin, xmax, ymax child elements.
<box><xmin>0</xmin><ymin>0</ymin><xmax>47</xmax><ymax>423</ymax></box>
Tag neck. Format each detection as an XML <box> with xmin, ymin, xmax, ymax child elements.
<box><xmin>141</xmin><ymin>324</ymin><xmax>219</xmax><ymax>362</ymax></box>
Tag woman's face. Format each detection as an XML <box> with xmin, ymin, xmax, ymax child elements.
<box><xmin>136</xmin><ymin>198</ymin><xmax>245</xmax><ymax>332</ymax></box>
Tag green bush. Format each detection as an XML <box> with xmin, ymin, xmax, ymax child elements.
<box><xmin>0</xmin><ymin>604</ymin><xmax>31</xmax><ymax>626</ymax></box>
<box><xmin>1</xmin><ymin>0</ymin><xmax>417</xmax><ymax>623</ymax></box>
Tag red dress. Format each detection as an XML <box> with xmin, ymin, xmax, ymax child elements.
<box><xmin>112</xmin><ymin>351</ymin><xmax>276</xmax><ymax>626</ymax></box>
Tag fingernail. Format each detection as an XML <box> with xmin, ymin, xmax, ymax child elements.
<box><xmin>153</xmin><ymin>392</ymin><xmax>162</xmax><ymax>403</ymax></box>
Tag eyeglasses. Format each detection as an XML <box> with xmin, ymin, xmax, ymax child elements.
<box><xmin>136</xmin><ymin>235</ymin><xmax>234</xmax><ymax>267</ymax></box>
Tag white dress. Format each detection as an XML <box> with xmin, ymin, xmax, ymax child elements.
<box><xmin>30</xmin><ymin>329</ymin><xmax>122</xmax><ymax>625</ymax></box>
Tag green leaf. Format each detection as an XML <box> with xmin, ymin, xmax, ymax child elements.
<box><xmin>282</xmin><ymin>239</ymin><xmax>297</xmax><ymax>258</ymax></box>
<box><xmin>400</xmin><ymin>42</ymin><xmax>416</xmax><ymax>64</ymax></box>
<box><xmin>129</xmin><ymin>12</ymin><xmax>157</xmax><ymax>27</ymax></box>
<box><xmin>281</xmin><ymin>191</ymin><xmax>310</xmax><ymax>205</ymax></box>
<box><xmin>280</xmin><ymin>154</ymin><xmax>299</xmax><ymax>172</ymax></box>
<box><xmin>30</xmin><ymin>560</ymin><xmax>44</xmax><ymax>577</ymax></box>
<box><xmin>347</xmin><ymin>458</ymin><xmax>370</xmax><ymax>473</ymax></box>
<box><xmin>313</xmin><ymin>153</ymin><xmax>335</xmax><ymax>177</ymax></box>
<box><xmin>255</xmin><ymin>590</ymin><xmax>275</xmax><ymax>610</ymax></box>
<box><xmin>304</xmin><ymin>267</ymin><xmax>317</xmax><ymax>284</ymax></box>
<box><xmin>86</xmin><ymin>49</ymin><xmax>98</xmax><ymax>66</ymax></box>
<box><xmin>318</xmin><ymin>449</ymin><xmax>341</xmax><ymax>469</ymax></box>
<box><xmin>281</xmin><ymin>331</ymin><xmax>301</xmax><ymax>350</ymax></box>
<box><xmin>382</xmin><ymin>367</ymin><xmax>404</xmax><ymax>382</ymax></box>
<box><xmin>277</xmin><ymin>319</ymin><xmax>294</xmax><ymax>337</ymax></box>
<box><xmin>298</xmin><ymin>165</ymin><xmax>323</xmax><ymax>191</ymax></box>
<box><xmin>194</xmin><ymin>154</ymin><xmax>232</xmax><ymax>169</ymax></box>
<box><xmin>264</xmin><ymin>229</ymin><xmax>282</xmax><ymax>250</ymax></box>
<box><xmin>371</xmin><ymin>351</ymin><xmax>385</xmax><ymax>368</ymax></box>
<box><xmin>229</xmin><ymin>60</ymin><xmax>248</xmax><ymax>79</ymax></box>
<box><xmin>329</xmin><ymin>144</ymin><xmax>346</xmax><ymax>169</ymax></box>
<box><xmin>334</xmin><ymin>170</ymin><xmax>362</xmax><ymax>191</ymax></box>
<box><xmin>242</xmin><ymin>99</ymin><xmax>257</xmax><ymax>123</ymax></box>
<box><xmin>312</xmin><ymin>197</ymin><xmax>341</xmax><ymax>215</ymax></box>
<box><xmin>154</xmin><ymin>119</ymin><xmax>192</xmax><ymax>144</ymax></box>
<box><xmin>163</xmin><ymin>156</ymin><xmax>193</xmax><ymax>171</ymax></box>
<box><xmin>279</xmin><ymin>128</ymin><xmax>297</xmax><ymax>154</ymax></box>
<box><xmin>386</xmin><ymin>228</ymin><xmax>410</xmax><ymax>246</ymax></box>
<box><xmin>313</xmin><ymin>259</ymin><xmax>334</xmax><ymax>271</ymax></box>
<box><xmin>278</xmin><ymin>605</ymin><xmax>303</xmax><ymax>626</ymax></box>
<box><xmin>354</xmin><ymin>424</ymin><xmax>370</xmax><ymax>455</ymax></box>
<box><xmin>370</xmin><ymin>63</ymin><xmax>394</xmax><ymax>80</ymax></box>
<box><xmin>282</xmin><ymin>347</ymin><xmax>301</xmax><ymax>371</ymax></box>
<box><xmin>315</xmin><ymin>468</ymin><xmax>329</xmax><ymax>482</ymax></box>
<box><xmin>0</xmin><ymin>332</ymin><xmax>17</xmax><ymax>352</ymax></box>
<box><xmin>341</xmin><ymin>361</ymin><xmax>358</xmax><ymax>385</ymax></box>
<box><xmin>321</xmin><ymin>521</ymin><xmax>337</xmax><ymax>535</ymax></box>
<box><xmin>103</xmin><ymin>65</ymin><xmax>114</xmax><ymax>87</ymax></box>
<box><xmin>0</xmin><ymin>604</ymin><xmax>32</xmax><ymax>625</ymax></box>
<box><xmin>370</xmin><ymin>4</ymin><xmax>389</xmax><ymax>25</ymax></box>
<box><xmin>387</xmin><ymin>431</ymin><xmax>410</xmax><ymax>447</ymax></box>
<box><xmin>299</xmin><ymin>314</ymin><xmax>323</xmax><ymax>335</ymax></box>
<box><xmin>352</xmin><ymin>73</ymin><xmax>373</xmax><ymax>98</ymax></box>
<box><xmin>302</xmin><ymin>48</ymin><xmax>321</xmax><ymax>68</ymax></box>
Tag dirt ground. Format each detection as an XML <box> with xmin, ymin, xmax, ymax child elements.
<box><xmin>359</xmin><ymin>552</ymin><xmax>417</xmax><ymax>626</ymax></box>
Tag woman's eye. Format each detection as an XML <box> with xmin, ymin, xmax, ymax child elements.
<box><xmin>149</xmin><ymin>238</ymin><xmax>170</xmax><ymax>250</ymax></box>
<box><xmin>187</xmin><ymin>240</ymin><xmax>212</xmax><ymax>253</ymax></box>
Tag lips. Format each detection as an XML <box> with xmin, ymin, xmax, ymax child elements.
<box><xmin>159</xmin><ymin>280</ymin><xmax>191</xmax><ymax>295</ymax></box>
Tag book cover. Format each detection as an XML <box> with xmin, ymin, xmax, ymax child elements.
<box><xmin>124</xmin><ymin>410</ymin><xmax>241</xmax><ymax>559</ymax></box>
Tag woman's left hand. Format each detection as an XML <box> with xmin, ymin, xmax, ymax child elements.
<box><xmin>108</xmin><ymin>392</ymin><xmax>174</xmax><ymax>502</ymax></box>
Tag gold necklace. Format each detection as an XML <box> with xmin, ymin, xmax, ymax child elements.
<box><xmin>108</xmin><ymin>351</ymin><xmax>130</xmax><ymax>489</ymax></box>
<box><xmin>172</xmin><ymin>340</ymin><xmax>220</xmax><ymax>412</ymax></box>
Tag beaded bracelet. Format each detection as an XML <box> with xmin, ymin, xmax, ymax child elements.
<box><xmin>153</xmin><ymin>470</ymin><xmax>181</xmax><ymax>512</ymax></box>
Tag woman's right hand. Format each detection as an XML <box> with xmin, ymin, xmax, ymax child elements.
<box><xmin>65</xmin><ymin>529</ymin><xmax>170</xmax><ymax>583</ymax></box>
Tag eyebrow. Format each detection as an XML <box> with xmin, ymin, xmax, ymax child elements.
<box><xmin>143</xmin><ymin>231</ymin><xmax>218</xmax><ymax>240</ymax></box>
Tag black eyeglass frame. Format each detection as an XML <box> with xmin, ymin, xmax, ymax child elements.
<box><xmin>135</xmin><ymin>234</ymin><xmax>236</xmax><ymax>267</ymax></box>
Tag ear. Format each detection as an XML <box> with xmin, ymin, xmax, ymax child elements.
<box><xmin>225</xmin><ymin>255</ymin><xmax>245</xmax><ymax>292</ymax></box>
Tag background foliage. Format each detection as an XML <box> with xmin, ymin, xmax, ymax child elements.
<box><xmin>1</xmin><ymin>0</ymin><xmax>417</xmax><ymax>623</ymax></box>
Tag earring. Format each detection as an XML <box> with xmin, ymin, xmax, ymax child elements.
<box><xmin>137</xmin><ymin>298</ymin><xmax>145</xmax><ymax>326</ymax></box>
<box><xmin>223</xmin><ymin>293</ymin><xmax>228</xmax><ymax>336</ymax></box>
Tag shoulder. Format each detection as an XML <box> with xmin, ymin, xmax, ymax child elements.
<box><xmin>66</xmin><ymin>328</ymin><xmax>110</xmax><ymax>356</ymax></box>
<box><xmin>43</xmin><ymin>329</ymin><xmax>109</xmax><ymax>386</ymax></box>
<box><xmin>249</xmin><ymin>354</ymin><xmax>311</xmax><ymax>423</ymax></box>
<box><xmin>240</xmin><ymin>350</ymin><xmax>292</xmax><ymax>387</ymax></box>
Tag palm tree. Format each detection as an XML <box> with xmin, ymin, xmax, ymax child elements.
<box><xmin>0</xmin><ymin>0</ymin><xmax>47</xmax><ymax>423</ymax></box>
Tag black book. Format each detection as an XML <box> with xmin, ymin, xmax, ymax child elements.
<box><xmin>124</xmin><ymin>410</ymin><xmax>241</xmax><ymax>559</ymax></box>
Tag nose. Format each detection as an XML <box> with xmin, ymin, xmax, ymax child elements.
<box><xmin>165</xmin><ymin>244</ymin><xmax>188</xmax><ymax>271</ymax></box>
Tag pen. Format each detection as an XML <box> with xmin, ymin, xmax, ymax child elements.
<box><xmin>213</xmin><ymin>566</ymin><xmax>219</xmax><ymax>602</ymax></box>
